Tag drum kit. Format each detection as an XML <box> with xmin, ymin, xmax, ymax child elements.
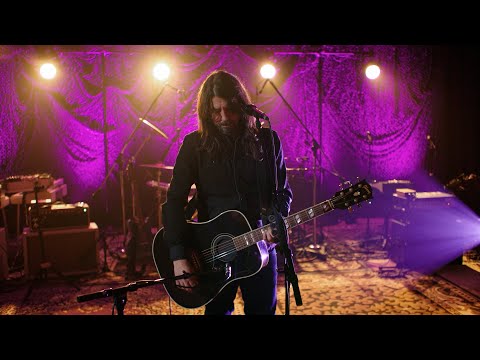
<box><xmin>139</xmin><ymin>162</ymin><xmax>196</xmax><ymax>228</ymax></box>
<box><xmin>135</xmin><ymin>162</ymin><xmax>170</xmax><ymax>229</ymax></box>
<box><xmin>285</xmin><ymin>156</ymin><xmax>326</xmax><ymax>174</ymax></box>
<box><xmin>139</xmin><ymin>162</ymin><xmax>174</xmax><ymax>171</ymax></box>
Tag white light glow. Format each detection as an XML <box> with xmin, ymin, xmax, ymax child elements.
<box><xmin>365</xmin><ymin>65</ymin><xmax>381</xmax><ymax>80</ymax></box>
<box><xmin>40</xmin><ymin>63</ymin><xmax>57</xmax><ymax>79</ymax></box>
<box><xmin>153</xmin><ymin>63</ymin><xmax>170</xmax><ymax>81</ymax></box>
<box><xmin>260</xmin><ymin>64</ymin><xmax>276</xmax><ymax>79</ymax></box>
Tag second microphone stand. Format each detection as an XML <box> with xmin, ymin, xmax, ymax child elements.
<box><xmin>77</xmin><ymin>272</ymin><xmax>193</xmax><ymax>315</ymax></box>
<box><xmin>259</xmin><ymin>79</ymin><xmax>346</xmax><ymax>257</ymax></box>
<box><xmin>257</xmin><ymin>116</ymin><xmax>302</xmax><ymax>315</ymax></box>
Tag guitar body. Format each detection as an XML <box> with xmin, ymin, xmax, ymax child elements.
<box><xmin>152</xmin><ymin>210</ymin><xmax>269</xmax><ymax>309</ymax></box>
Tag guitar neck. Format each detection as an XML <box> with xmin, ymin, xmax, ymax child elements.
<box><xmin>233</xmin><ymin>199</ymin><xmax>334</xmax><ymax>252</ymax></box>
<box><xmin>284</xmin><ymin>199</ymin><xmax>334</xmax><ymax>229</ymax></box>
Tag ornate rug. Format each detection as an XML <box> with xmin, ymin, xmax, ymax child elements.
<box><xmin>1</xmin><ymin>218</ymin><xmax>479</xmax><ymax>315</ymax></box>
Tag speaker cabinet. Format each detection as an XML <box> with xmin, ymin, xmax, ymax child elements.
<box><xmin>23</xmin><ymin>223</ymin><xmax>99</xmax><ymax>279</ymax></box>
<box><xmin>0</xmin><ymin>227</ymin><xmax>8</xmax><ymax>280</ymax></box>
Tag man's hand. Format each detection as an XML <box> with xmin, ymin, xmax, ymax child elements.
<box><xmin>261</xmin><ymin>226</ymin><xmax>279</xmax><ymax>251</ymax></box>
<box><xmin>263</xmin><ymin>226</ymin><xmax>276</xmax><ymax>243</ymax></box>
<box><xmin>173</xmin><ymin>259</ymin><xmax>198</xmax><ymax>292</ymax></box>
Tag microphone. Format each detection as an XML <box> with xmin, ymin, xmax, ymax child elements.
<box><xmin>366</xmin><ymin>131</ymin><xmax>373</xmax><ymax>144</ymax></box>
<box><xmin>426</xmin><ymin>134</ymin><xmax>436</xmax><ymax>150</ymax></box>
<box><xmin>241</xmin><ymin>103</ymin><xmax>270</xmax><ymax>120</ymax></box>
<box><xmin>177</xmin><ymin>89</ymin><xmax>187</xmax><ymax>102</ymax></box>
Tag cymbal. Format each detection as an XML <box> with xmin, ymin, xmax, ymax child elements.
<box><xmin>146</xmin><ymin>180</ymin><xmax>170</xmax><ymax>190</ymax></box>
<box><xmin>286</xmin><ymin>167</ymin><xmax>324</xmax><ymax>172</ymax></box>
<box><xmin>146</xmin><ymin>181</ymin><xmax>196</xmax><ymax>191</ymax></box>
<box><xmin>287</xmin><ymin>167</ymin><xmax>308</xmax><ymax>172</ymax></box>
<box><xmin>139</xmin><ymin>162</ymin><xmax>174</xmax><ymax>170</ymax></box>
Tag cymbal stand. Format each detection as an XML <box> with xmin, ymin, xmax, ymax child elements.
<box><xmin>125</xmin><ymin>133</ymin><xmax>153</xmax><ymax>279</ymax></box>
<box><xmin>154</xmin><ymin>128</ymin><xmax>182</xmax><ymax>230</ymax></box>
<box><xmin>91</xmin><ymin>84</ymin><xmax>169</xmax><ymax>242</ymax></box>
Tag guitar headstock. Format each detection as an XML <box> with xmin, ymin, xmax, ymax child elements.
<box><xmin>331</xmin><ymin>179</ymin><xmax>373</xmax><ymax>210</ymax></box>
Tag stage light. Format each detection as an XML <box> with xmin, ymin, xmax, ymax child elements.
<box><xmin>153</xmin><ymin>63</ymin><xmax>170</xmax><ymax>81</ymax></box>
<box><xmin>365</xmin><ymin>64</ymin><xmax>380</xmax><ymax>80</ymax></box>
<box><xmin>39</xmin><ymin>63</ymin><xmax>56</xmax><ymax>80</ymax></box>
<box><xmin>260</xmin><ymin>64</ymin><xmax>276</xmax><ymax>79</ymax></box>
<box><xmin>257</xmin><ymin>64</ymin><xmax>277</xmax><ymax>95</ymax></box>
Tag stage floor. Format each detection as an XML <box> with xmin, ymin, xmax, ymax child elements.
<box><xmin>1</xmin><ymin>218</ymin><xmax>479</xmax><ymax>315</ymax></box>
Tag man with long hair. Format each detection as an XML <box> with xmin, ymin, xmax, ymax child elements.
<box><xmin>162</xmin><ymin>70</ymin><xmax>292</xmax><ymax>314</ymax></box>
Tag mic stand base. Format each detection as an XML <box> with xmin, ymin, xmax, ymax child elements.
<box><xmin>305</xmin><ymin>244</ymin><xmax>327</xmax><ymax>261</ymax></box>
<box><xmin>113</xmin><ymin>293</ymin><xmax>127</xmax><ymax>315</ymax></box>
<box><xmin>100</xmin><ymin>230</ymin><xmax>110</xmax><ymax>273</ymax></box>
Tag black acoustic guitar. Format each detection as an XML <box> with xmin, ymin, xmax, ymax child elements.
<box><xmin>152</xmin><ymin>179</ymin><xmax>372</xmax><ymax>309</ymax></box>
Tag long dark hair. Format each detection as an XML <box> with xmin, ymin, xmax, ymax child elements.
<box><xmin>196</xmin><ymin>70</ymin><xmax>260</xmax><ymax>160</ymax></box>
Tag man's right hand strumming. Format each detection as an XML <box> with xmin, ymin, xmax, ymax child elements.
<box><xmin>173</xmin><ymin>259</ymin><xmax>198</xmax><ymax>292</ymax></box>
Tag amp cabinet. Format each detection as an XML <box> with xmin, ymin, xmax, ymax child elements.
<box><xmin>23</xmin><ymin>222</ymin><xmax>99</xmax><ymax>279</ymax></box>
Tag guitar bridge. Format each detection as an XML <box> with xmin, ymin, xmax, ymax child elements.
<box><xmin>224</xmin><ymin>263</ymin><xmax>231</xmax><ymax>280</ymax></box>
<box><xmin>213</xmin><ymin>263</ymin><xmax>231</xmax><ymax>280</ymax></box>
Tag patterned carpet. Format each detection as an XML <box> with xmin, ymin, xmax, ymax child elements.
<box><xmin>1</xmin><ymin>218</ymin><xmax>479</xmax><ymax>315</ymax></box>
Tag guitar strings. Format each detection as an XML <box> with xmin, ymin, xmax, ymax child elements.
<box><xmin>197</xmin><ymin>195</ymin><xmax>357</xmax><ymax>263</ymax></box>
<box><xmin>197</xmin><ymin>198</ymin><xmax>343</xmax><ymax>264</ymax></box>
<box><xmin>199</xmin><ymin>226</ymin><xmax>268</xmax><ymax>264</ymax></box>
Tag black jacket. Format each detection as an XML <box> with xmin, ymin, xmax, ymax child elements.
<box><xmin>162</xmin><ymin>128</ymin><xmax>292</xmax><ymax>260</ymax></box>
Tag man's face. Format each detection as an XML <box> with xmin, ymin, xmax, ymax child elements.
<box><xmin>212</xmin><ymin>96</ymin><xmax>240</xmax><ymax>136</ymax></box>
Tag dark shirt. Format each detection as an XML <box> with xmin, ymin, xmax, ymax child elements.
<box><xmin>162</xmin><ymin>128</ymin><xmax>292</xmax><ymax>260</ymax></box>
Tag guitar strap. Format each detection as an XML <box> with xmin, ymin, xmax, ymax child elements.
<box><xmin>184</xmin><ymin>144</ymin><xmax>200</xmax><ymax>221</ymax></box>
<box><xmin>184</xmin><ymin>192</ymin><xmax>198</xmax><ymax>220</ymax></box>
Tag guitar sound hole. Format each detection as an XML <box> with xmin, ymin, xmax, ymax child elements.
<box><xmin>212</xmin><ymin>235</ymin><xmax>236</xmax><ymax>263</ymax></box>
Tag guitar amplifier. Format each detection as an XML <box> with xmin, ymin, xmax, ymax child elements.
<box><xmin>28</xmin><ymin>202</ymin><xmax>90</xmax><ymax>231</ymax></box>
<box><xmin>23</xmin><ymin>223</ymin><xmax>99</xmax><ymax>278</ymax></box>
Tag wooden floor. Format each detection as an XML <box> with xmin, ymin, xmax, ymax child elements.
<box><xmin>1</xmin><ymin>218</ymin><xmax>479</xmax><ymax>315</ymax></box>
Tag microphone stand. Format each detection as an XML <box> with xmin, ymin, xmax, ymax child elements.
<box><xmin>426</xmin><ymin>135</ymin><xmax>437</xmax><ymax>177</ymax></box>
<box><xmin>363</xmin><ymin>131</ymin><xmax>373</xmax><ymax>243</ymax></box>
<box><xmin>23</xmin><ymin>179</ymin><xmax>80</xmax><ymax>303</ymax></box>
<box><xmin>260</xmin><ymin>79</ymin><xmax>346</xmax><ymax>256</ymax></box>
<box><xmin>257</xmin><ymin>116</ymin><xmax>302</xmax><ymax>314</ymax></box>
<box><xmin>77</xmin><ymin>272</ymin><xmax>194</xmax><ymax>315</ymax></box>
<box><xmin>164</xmin><ymin>83</ymin><xmax>186</xmax><ymax>100</ymax></box>
<box><xmin>91</xmin><ymin>84</ymin><xmax>169</xmax><ymax>251</ymax></box>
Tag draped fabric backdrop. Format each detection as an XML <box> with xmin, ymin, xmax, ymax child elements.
<box><xmin>0</xmin><ymin>45</ymin><xmax>432</xmax><ymax>226</ymax></box>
